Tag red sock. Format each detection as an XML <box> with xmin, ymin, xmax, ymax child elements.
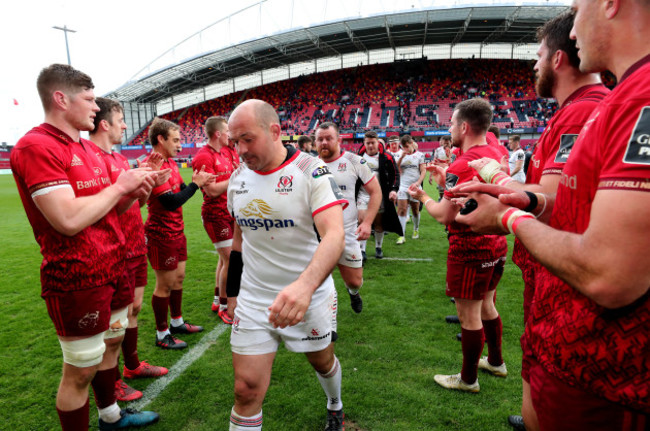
<box><xmin>91</xmin><ymin>368</ymin><xmax>117</xmax><ymax>409</ymax></box>
<box><xmin>220</xmin><ymin>297</ymin><xmax>227</xmax><ymax>305</ymax></box>
<box><xmin>152</xmin><ymin>295</ymin><xmax>169</xmax><ymax>331</ymax></box>
<box><xmin>113</xmin><ymin>364</ymin><xmax>120</xmax><ymax>382</ymax></box>
<box><xmin>460</xmin><ymin>327</ymin><xmax>485</xmax><ymax>385</ymax></box>
<box><xmin>122</xmin><ymin>327</ymin><xmax>140</xmax><ymax>370</ymax></box>
<box><xmin>170</xmin><ymin>289</ymin><xmax>183</xmax><ymax>319</ymax></box>
<box><xmin>482</xmin><ymin>316</ymin><xmax>503</xmax><ymax>366</ymax></box>
<box><xmin>57</xmin><ymin>398</ymin><xmax>89</xmax><ymax>431</ymax></box>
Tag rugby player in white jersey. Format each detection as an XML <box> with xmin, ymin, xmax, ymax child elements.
<box><xmin>224</xmin><ymin>100</ymin><xmax>347</xmax><ymax>431</ymax></box>
<box><xmin>396</xmin><ymin>134</ymin><xmax>426</xmax><ymax>243</ymax></box>
<box><xmin>315</xmin><ymin>122</ymin><xmax>382</xmax><ymax>315</ymax></box>
<box><xmin>357</xmin><ymin>131</ymin><xmax>401</xmax><ymax>259</ymax></box>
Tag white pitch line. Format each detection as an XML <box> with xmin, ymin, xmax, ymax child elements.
<box><xmin>130</xmin><ymin>324</ymin><xmax>229</xmax><ymax>410</ymax></box>
<box><xmin>208</xmin><ymin>250</ymin><xmax>432</xmax><ymax>262</ymax></box>
<box><xmin>378</xmin><ymin>257</ymin><xmax>433</xmax><ymax>261</ymax></box>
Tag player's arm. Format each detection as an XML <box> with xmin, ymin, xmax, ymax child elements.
<box><xmin>268</xmin><ymin>204</ymin><xmax>345</xmax><ymax>329</ymax></box>
<box><xmin>456</xmin><ymin>189</ymin><xmax>650</xmax><ymax>308</ymax></box>
<box><xmin>225</xmin><ymin>223</ymin><xmax>243</xmax><ymax>318</ymax></box>
<box><xmin>357</xmin><ymin>177</ymin><xmax>381</xmax><ymax>240</ymax></box>
<box><xmin>414</xmin><ymin>162</ymin><xmax>426</xmax><ymax>186</ymax></box>
<box><xmin>33</xmin><ymin>169</ymin><xmax>151</xmax><ymax>236</ymax></box>
<box><xmin>202</xmin><ymin>179</ymin><xmax>230</xmax><ymax>198</ymax></box>
<box><xmin>511</xmin><ymin>158</ymin><xmax>524</xmax><ymax>176</ymax></box>
<box><xmin>157</xmin><ymin>166</ymin><xmax>216</xmax><ymax>211</ymax></box>
<box><xmin>407</xmin><ymin>184</ymin><xmax>459</xmax><ymax>225</ymax></box>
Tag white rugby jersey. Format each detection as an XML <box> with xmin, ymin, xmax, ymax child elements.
<box><xmin>398</xmin><ymin>151</ymin><xmax>425</xmax><ymax>187</ymax></box>
<box><xmin>323</xmin><ymin>151</ymin><xmax>375</xmax><ymax>231</ymax></box>
<box><xmin>508</xmin><ymin>149</ymin><xmax>526</xmax><ymax>183</ymax></box>
<box><xmin>227</xmin><ymin>151</ymin><xmax>346</xmax><ymax>310</ymax></box>
<box><xmin>357</xmin><ymin>153</ymin><xmax>380</xmax><ymax>201</ymax></box>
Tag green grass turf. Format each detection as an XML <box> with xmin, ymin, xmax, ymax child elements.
<box><xmin>0</xmin><ymin>168</ymin><xmax>525</xmax><ymax>430</ymax></box>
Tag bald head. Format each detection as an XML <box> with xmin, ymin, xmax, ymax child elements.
<box><xmin>228</xmin><ymin>99</ymin><xmax>285</xmax><ymax>171</ymax></box>
<box><xmin>232</xmin><ymin>99</ymin><xmax>280</xmax><ymax>131</ymax></box>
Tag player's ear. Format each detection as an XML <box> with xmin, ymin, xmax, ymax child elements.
<box><xmin>603</xmin><ymin>0</ymin><xmax>620</xmax><ymax>20</ymax></box>
<box><xmin>270</xmin><ymin>123</ymin><xmax>281</xmax><ymax>141</ymax></box>
<box><xmin>52</xmin><ymin>90</ymin><xmax>67</xmax><ymax>111</ymax></box>
<box><xmin>552</xmin><ymin>49</ymin><xmax>564</xmax><ymax>70</ymax></box>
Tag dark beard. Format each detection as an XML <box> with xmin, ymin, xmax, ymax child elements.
<box><xmin>535</xmin><ymin>63</ymin><xmax>555</xmax><ymax>99</ymax></box>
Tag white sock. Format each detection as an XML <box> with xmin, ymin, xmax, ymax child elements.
<box><xmin>316</xmin><ymin>356</ymin><xmax>343</xmax><ymax>411</ymax></box>
<box><xmin>213</xmin><ymin>295</ymin><xmax>219</xmax><ymax>303</ymax></box>
<box><xmin>375</xmin><ymin>231</ymin><xmax>384</xmax><ymax>248</ymax></box>
<box><xmin>398</xmin><ymin>215</ymin><xmax>407</xmax><ymax>236</ymax></box>
<box><xmin>157</xmin><ymin>329</ymin><xmax>170</xmax><ymax>340</ymax></box>
<box><xmin>170</xmin><ymin>316</ymin><xmax>184</xmax><ymax>327</ymax></box>
<box><xmin>346</xmin><ymin>281</ymin><xmax>362</xmax><ymax>296</ymax></box>
<box><xmin>98</xmin><ymin>402</ymin><xmax>121</xmax><ymax>423</ymax></box>
<box><xmin>359</xmin><ymin>239</ymin><xmax>367</xmax><ymax>252</ymax></box>
<box><xmin>229</xmin><ymin>408</ymin><xmax>262</xmax><ymax>430</ymax></box>
<box><xmin>413</xmin><ymin>213</ymin><xmax>420</xmax><ymax>231</ymax></box>
<box><xmin>220</xmin><ymin>303</ymin><xmax>227</xmax><ymax>311</ymax></box>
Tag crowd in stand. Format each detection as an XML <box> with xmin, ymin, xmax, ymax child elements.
<box><xmin>127</xmin><ymin>59</ymin><xmax>563</xmax><ymax>148</ymax></box>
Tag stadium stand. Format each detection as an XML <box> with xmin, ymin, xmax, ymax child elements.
<box><xmin>122</xmin><ymin>58</ymin><xmax>558</xmax><ymax>160</ymax></box>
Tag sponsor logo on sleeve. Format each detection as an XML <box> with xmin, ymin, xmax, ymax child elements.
<box><xmin>312</xmin><ymin>165</ymin><xmax>331</xmax><ymax>178</ymax></box>
<box><xmin>445</xmin><ymin>172</ymin><xmax>459</xmax><ymax>191</ymax></box>
<box><xmin>623</xmin><ymin>106</ymin><xmax>650</xmax><ymax>165</ymax></box>
<box><xmin>554</xmin><ymin>134</ymin><xmax>578</xmax><ymax>163</ymax></box>
<box><xmin>328</xmin><ymin>177</ymin><xmax>345</xmax><ymax>200</ymax></box>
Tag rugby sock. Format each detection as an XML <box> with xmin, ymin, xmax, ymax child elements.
<box><xmin>170</xmin><ymin>289</ymin><xmax>183</xmax><ymax>320</ymax></box>
<box><xmin>91</xmin><ymin>368</ymin><xmax>117</xmax><ymax>409</ymax></box>
<box><xmin>482</xmin><ymin>316</ymin><xmax>504</xmax><ymax>366</ymax></box>
<box><xmin>122</xmin><ymin>326</ymin><xmax>140</xmax><ymax>370</ymax></box>
<box><xmin>316</xmin><ymin>356</ymin><xmax>343</xmax><ymax>411</ymax></box>
<box><xmin>170</xmin><ymin>316</ymin><xmax>185</xmax><ymax>327</ymax></box>
<box><xmin>375</xmin><ymin>231</ymin><xmax>384</xmax><ymax>248</ymax></box>
<box><xmin>460</xmin><ymin>327</ymin><xmax>485</xmax><ymax>385</ymax></box>
<box><xmin>230</xmin><ymin>408</ymin><xmax>262</xmax><ymax>430</ymax></box>
<box><xmin>413</xmin><ymin>213</ymin><xmax>420</xmax><ymax>231</ymax></box>
<box><xmin>214</xmin><ymin>285</ymin><xmax>220</xmax><ymax>298</ymax></box>
<box><xmin>57</xmin><ymin>398</ymin><xmax>89</xmax><ymax>431</ymax></box>
<box><xmin>151</xmin><ymin>295</ymin><xmax>169</xmax><ymax>331</ymax></box>
<box><xmin>157</xmin><ymin>329</ymin><xmax>171</xmax><ymax>339</ymax></box>
<box><xmin>97</xmin><ymin>402</ymin><xmax>121</xmax><ymax>424</ymax></box>
<box><xmin>346</xmin><ymin>282</ymin><xmax>361</xmax><ymax>296</ymax></box>
<box><xmin>220</xmin><ymin>297</ymin><xmax>228</xmax><ymax>311</ymax></box>
<box><xmin>398</xmin><ymin>215</ymin><xmax>407</xmax><ymax>236</ymax></box>
<box><xmin>359</xmin><ymin>239</ymin><xmax>367</xmax><ymax>252</ymax></box>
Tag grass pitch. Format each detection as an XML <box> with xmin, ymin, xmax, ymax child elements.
<box><xmin>0</xmin><ymin>168</ymin><xmax>525</xmax><ymax>430</ymax></box>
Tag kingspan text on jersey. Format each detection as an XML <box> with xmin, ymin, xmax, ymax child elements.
<box><xmin>235</xmin><ymin>216</ymin><xmax>296</xmax><ymax>231</ymax></box>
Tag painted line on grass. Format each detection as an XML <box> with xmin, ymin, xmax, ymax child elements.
<box><xmin>130</xmin><ymin>324</ymin><xmax>229</xmax><ymax>410</ymax></box>
<box><xmin>209</xmin><ymin>250</ymin><xmax>432</xmax><ymax>262</ymax></box>
<box><xmin>377</xmin><ymin>257</ymin><xmax>433</xmax><ymax>261</ymax></box>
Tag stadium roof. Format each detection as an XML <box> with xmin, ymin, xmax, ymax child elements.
<box><xmin>106</xmin><ymin>0</ymin><xmax>569</xmax><ymax>106</ymax></box>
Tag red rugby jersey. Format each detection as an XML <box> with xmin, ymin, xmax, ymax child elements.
<box><xmin>193</xmin><ymin>144</ymin><xmax>235</xmax><ymax>221</ymax></box>
<box><xmin>512</xmin><ymin>84</ymin><xmax>610</xmax><ymax>268</ymax></box>
<box><xmin>444</xmin><ymin>144</ymin><xmax>508</xmax><ymax>263</ymax></box>
<box><xmin>144</xmin><ymin>156</ymin><xmax>185</xmax><ymax>240</ymax></box>
<box><xmin>527</xmin><ymin>56</ymin><xmax>650</xmax><ymax>413</ymax></box>
<box><xmin>11</xmin><ymin>124</ymin><xmax>125</xmax><ymax>294</ymax></box>
<box><xmin>97</xmin><ymin>149</ymin><xmax>147</xmax><ymax>259</ymax></box>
